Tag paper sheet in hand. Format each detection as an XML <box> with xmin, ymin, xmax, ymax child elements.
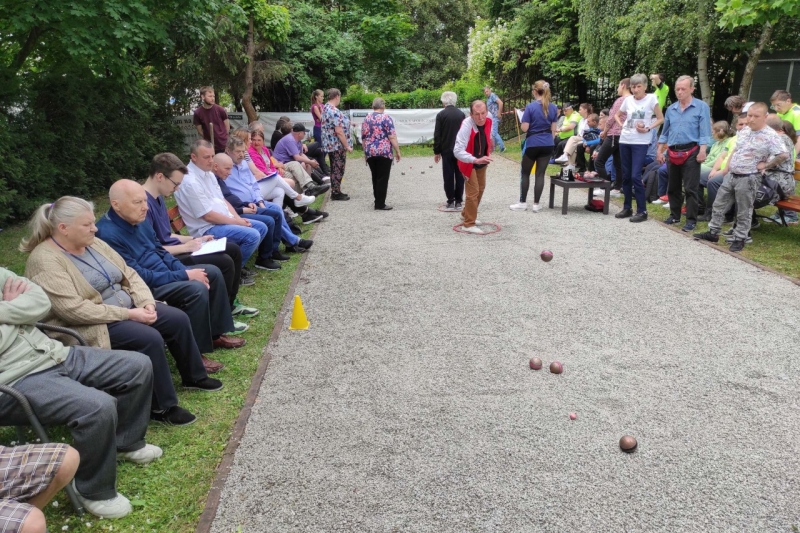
<box><xmin>516</xmin><ymin>108</ymin><xmax>524</xmax><ymax>123</ymax></box>
<box><xmin>191</xmin><ymin>237</ymin><xmax>227</xmax><ymax>256</ymax></box>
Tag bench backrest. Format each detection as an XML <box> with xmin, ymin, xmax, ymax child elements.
<box><xmin>167</xmin><ymin>205</ymin><xmax>185</xmax><ymax>233</ymax></box>
<box><xmin>795</xmin><ymin>159</ymin><xmax>800</xmax><ymax>182</ymax></box>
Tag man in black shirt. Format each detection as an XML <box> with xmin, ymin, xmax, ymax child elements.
<box><xmin>434</xmin><ymin>91</ymin><xmax>467</xmax><ymax>211</ymax></box>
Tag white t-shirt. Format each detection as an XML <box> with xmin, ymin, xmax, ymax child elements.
<box><xmin>619</xmin><ymin>94</ymin><xmax>659</xmax><ymax>145</ymax></box>
<box><xmin>577</xmin><ymin>118</ymin><xmax>588</xmax><ymax>137</ymax></box>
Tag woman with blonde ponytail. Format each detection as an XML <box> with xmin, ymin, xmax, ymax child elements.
<box><xmin>509</xmin><ymin>80</ymin><xmax>559</xmax><ymax>212</ymax></box>
<box><xmin>22</xmin><ymin>195</ymin><xmax>216</xmax><ymax>427</ymax></box>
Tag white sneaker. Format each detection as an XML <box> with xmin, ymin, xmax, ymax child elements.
<box><xmin>118</xmin><ymin>443</ymin><xmax>163</xmax><ymax>465</ymax></box>
<box><xmin>554</xmin><ymin>154</ymin><xmax>569</xmax><ymax>164</ymax></box>
<box><xmin>75</xmin><ymin>486</ymin><xmax>133</xmax><ymax>519</ymax></box>
<box><xmin>593</xmin><ymin>189</ymin><xmax>604</xmax><ymax>197</ymax></box>
<box><xmin>652</xmin><ymin>198</ymin><xmax>665</xmax><ymax>205</ymax></box>
<box><xmin>294</xmin><ymin>195</ymin><xmax>315</xmax><ymax>207</ymax></box>
<box><xmin>531</xmin><ymin>203</ymin><xmax>542</xmax><ymax>212</ymax></box>
<box><xmin>462</xmin><ymin>225</ymin><xmax>484</xmax><ymax>234</ymax></box>
<box><xmin>662</xmin><ymin>203</ymin><xmax>670</xmax><ymax>210</ymax></box>
<box><xmin>610</xmin><ymin>190</ymin><xmax>621</xmax><ymax>198</ymax></box>
<box><xmin>509</xmin><ymin>202</ymin><xmax>527</xmax><ymax>211</ymax></box>
<box><xmin>322</xmin><ymin>176</ymin><xmax>331</xmax><ymax>182</ymax></box>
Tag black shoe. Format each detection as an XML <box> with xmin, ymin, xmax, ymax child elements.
<box><xmin>241</xmin><ymin>267</ymin><xmax>256</xmax><ymax>278</ymax></box>
<box><xmin>615</xmin><ymin>209</ymin><xmax>633</xmax><ymax>219</ymax></box>
<box><xmin>728</xmin><ymin>239</ymin><xmax>745</xmax><ymax>253</ymax></box>
<box><xmin>751</xmin><ymin>219</ymin><xmax>761</xmax><ymax>230</ymax></box>
<box><xmin>298</xmin><ymin>239</ymin><xmax>313</xmax><ymax>249</ymax></box>
<box><xmin>455</xmin><ymin>202</ymin><xmax>463</xmax><ymax>210</ymax></box>
<box><xmin>681</xmin><ymin>221</ymin><xmax>696</xmax><ymax>232</ymax></box>
<box><xmin>309</xmin><ymin>208</ymin><xmax>329</xmax><ymax>219</ymax></box>
<box><xmin>375</xmin><ymin>205</ymin><xmax>393</xmax><ymax>211</ymax></box>
<box><xmin>331</xmin><ymin>192</ymin><xmax>350</xmax><ymax>201</ymax></box>
<box><xmin>301</xmin><ymin>211</ymin><xmax>324</xmax><ymax>224</ymax></box>
<box><xmin>721</xmin><ymin>227</ymin><xmax>735</xmax><ymax>237</ymax></box>
<box><xmin>151</xmin><ymin>406</ymin><xmax>197</xmax><ymax>426</ymax></box>
<box><xmin>693</xmin><ymin>231</ymin><xmax>719</xmax><ymax>243</ymax></box>
<box><xmin>289</xmin><ymin>222</ymin><xmax>302</xmax><ymax>236</ymax></box>
<box><xmin>630</xmin><ymin>212</ymin><xmax>648</xmax><ymax>223</ymax></box>
<box><xmin>182</xmin><ymin>377</ymin><xmax>224</xmax><ymax>392</ymax></box>
<box><xmin>272</xmin><ymin>251</ymin><xmax>290</xmax><ymax>262</ymax></box>
<box><xmin>255</xmin><ymin>257</ymin><xmax>281</xmax><ymax>271</ymax></box>
<box><xmin>664</xmin><ymin>215</ymin><xmax>681</xmax><ymax>225</ymax></box>
<box><xmin>240</xmin><ymin>275</ymin><xmax>255</xmax><ymax>287</ymax></box>
<box><xmin>697</xmin><ymin>212</ymin><xmax>712</xmax><ymax>222</ymax></box>
<box><xmin>304</xmin><ymin>183</ymin><xmax>330</xmax><ymax>196</ymax></box>
<box><xmin>285</xmin><ymin>244</ymin><xmax>307</xmax><ymax>254</ymax></box>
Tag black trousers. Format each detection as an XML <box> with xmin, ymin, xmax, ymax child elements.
<box><xmin>175</xmin><ymin>241</ymin><xmax>242</xmax><ymax>307</ymax></box>
<box><xmin>596</xmin><ymin>135</ymin><xmax>622</xmax><ymax>188</ymax></box>
<box><xmin>667</xmin><ymin>152</ymin><xmax>702</xmax><ymax>222</ymax></box>
<box><xmin>151</xmin><ymin>264</ymin><xmax>234</xmax><ymax>353</ymax></box>
<box><xmin>441</xmin><ymin>151</ymin><xmax>464</xmax><ymax>203</ymax></box>
<box><xmin>305</xmin><ymin>142</ymin><xmax>331</xmax><ymax>176</ymax></box>
<box><xmin>520</xmin><ymin>145</ymin><xmax>552</xmax><ymax>203</ymax></box>
<box><xmin>107</xmin><ymin>302</ymin><xmax>207</xmax><ymax>411</ymax></box>
<box><xmin>367</xmin><ymin>156</ymin><xmax>393</xmax><ymax>208</ymax></box>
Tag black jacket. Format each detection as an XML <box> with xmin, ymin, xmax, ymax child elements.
<box><xmin>433</xmin><ymin>105</ymin><xmax>466</xmax><ymax>155</ymax></box>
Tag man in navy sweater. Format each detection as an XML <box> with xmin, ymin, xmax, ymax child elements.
<box><xmin>96</xmin><ymin>180</ymin><xmax>246</xmax><ymax>373</ymax></box>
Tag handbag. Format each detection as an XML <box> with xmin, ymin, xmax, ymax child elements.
<box><xmin>667</xmin><ymin>145</ymin><xmax>699</xmax><ymax>165</ymax></box>
<box><xmin>754</xmin><ymin>173</ymin><xmax>783</xmax><ymax>209</ymax></box>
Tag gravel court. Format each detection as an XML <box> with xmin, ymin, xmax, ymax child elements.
<box><xmin>211</xmin><ymin>155</ymin><xmax>800</xmax><ymax>532</ymax></box>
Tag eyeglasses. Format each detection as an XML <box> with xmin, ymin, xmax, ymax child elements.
<box><xmin>165</xmin><ymin>176</ymin><xmax>181</xmax><ymax>189</ymax></box>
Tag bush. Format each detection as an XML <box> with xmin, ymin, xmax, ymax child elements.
<box><xmin>341</xmin><ymin>80</ymin><xmax>485</xmax><ymax>109</ymax></box>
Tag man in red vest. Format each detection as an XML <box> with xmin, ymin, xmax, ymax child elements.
<box><xmin>454</xmin><ymin>101</ymin><xmax>494</xmax><ymax>234</ymax></box>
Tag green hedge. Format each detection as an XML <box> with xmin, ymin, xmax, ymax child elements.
<box><xmin>341</xmin><ymin>80</ymin><xmax>485</xmax><ymax>110</ymax></box>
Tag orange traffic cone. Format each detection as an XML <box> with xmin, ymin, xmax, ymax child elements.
<box><xmin>288</xmin><ymin>295</ymin><xmax>310</xmax><ymax>330</ymax></box>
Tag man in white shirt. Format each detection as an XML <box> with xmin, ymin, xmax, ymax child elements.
<box><xmin>174</xmin><ymin>140</ymin><xmax>273</xmax><ymax>270</ymax></box>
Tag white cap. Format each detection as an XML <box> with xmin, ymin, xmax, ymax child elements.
<box><xmin>742</xmin><ymin>101</ymin><xmax>754</xmax><ymax>113</ymax></box>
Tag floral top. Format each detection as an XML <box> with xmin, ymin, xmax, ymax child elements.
<box><xmin>361</xmin><ymin>112</ymin><xmax>397</xmax><ymax>159</ymax></box>
<box><xmin>321</xmin><ymin>103</ymin><xmax>352</xmax><ymax>153</ymax></box>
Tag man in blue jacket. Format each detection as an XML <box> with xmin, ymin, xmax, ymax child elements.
<box><xmin>96</xmin><ymin>180</ymin><xmax>246</xmax><ymax>370</ymax></box>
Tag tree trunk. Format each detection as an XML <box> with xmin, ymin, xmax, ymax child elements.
<box><xmin>697</xmin><ymin>33</ymin><xmax>711</xmax><ymax>104</ymax></box>
<box><xmin>738</xmin><ymin>22</ymin><xmax>773</xmax><ymax>98</ymax></box>
<box><xmin>241</xmin><ymin>16</ymin><xmax>258</xmax><ymax>123</ymax></box>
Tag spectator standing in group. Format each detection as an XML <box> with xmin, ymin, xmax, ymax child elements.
<box><xmin>657</xmin><ymin>75</ymin><xmax>711</xmax><ymax>232</ymax></box>
<box><xmin>483</xmin><ymin>86</ymin><xmax>505</xmax><ymax>152</ymax></box>
<box><xmin>433</xmin><ymin>91</ymin><xmax>466</xmax><ymax>211</ymax></box>
<box><xmin>311</xmin><ymin>90</ymin><xmax>325</xmax><ymax>143</ymax></box>
<box><xmin>193</xmin><ymin>86</ymin><xmax>229</xmax><ymax>154</ymax></box>
<box><xmin>770</xmin><ymin>90</ymin><xmax>800</xmax><ymax>153</ymax></box>
<box><xmin>694</xmin><ymin>102</ymin><xmax>790</xmax><ymax>252</ymax></box>
<box><xmin>650</xmin><ymin>74</ymin><xmax>670</xmax><ymax>112</ymax></box>
<box><xmin>0</xmin><ymin>266</ymin><xmax>157</xmax><ymax>519</ymax></box>
<box><xmin>455</xmin><ymin>101</ymin><xmax>494</xmax><ymax>234</ymax></box>
<box><xmin>614</xmin><ymin>73</ymin><xmax>664</xmax><ymax>223</ymax></box>
<box><xmin>321</xmin><ymin>88</ymin><xmax>353</xmax><ymax>201</ymax></box>
<box><xmin>361</xmin><ymin>98</ymin><xmax>401</xmax><ymax>211</ymax></box>
<box><xmin>596</xmin><ymin>78</ymin><xmax>631</xmax><ymax>196</ymax></box>
<box><xmin>509</xmin><ymin>80</ymin><xmax>558</xmax><ymax>213</ymax></box>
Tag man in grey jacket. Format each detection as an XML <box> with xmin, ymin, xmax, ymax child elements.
<box><xmin>0</xmin><ymin>268</ymin><xmax>158</xmax><ymax>519</ymax></box>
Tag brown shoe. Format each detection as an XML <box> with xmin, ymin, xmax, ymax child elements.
<box><xmin>201</xmin><ymin>355</ymin><xmax>225</xmax><ymax>374</ymax></box>
<box><xmin>213</xmin><ymin>335</ymin><xmax>247</xmax><ymax>349</ymax></box>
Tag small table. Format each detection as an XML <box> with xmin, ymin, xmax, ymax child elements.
<box><xmin>548</xmin><ymin>177</ymin><xmax>613</xmax><ymax>215</ymax></box>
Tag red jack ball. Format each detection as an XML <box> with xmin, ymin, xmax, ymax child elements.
<box><xmin>569</xmin><ymin>413</ymin><xmax>577</xmax><ymax>420</ymax></box>
<box><xmin>549</xmin><ymin>361</ymin><xmax>563</xmax><ymax>374</ymax></box>
<box><xmin>529</xmin><ymin>357</ymin><xmax>543</xmax><ymax>370</ymax></box>
<box><xmin>540</xmin><ymin>250</ymin><xmax>553</xmax><ymax>262</ymax></box>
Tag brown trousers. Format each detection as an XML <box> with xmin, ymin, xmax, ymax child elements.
<box><xmin>462</xmin><ymin>166</ymin><xmax>487</xmax><ymax>227</ymax></box>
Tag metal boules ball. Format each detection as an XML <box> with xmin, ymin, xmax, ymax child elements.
<box><xmin>619</xmin><ymin>435</ymin><xmax>638</xmax><ymax>453</ymax></box>
<box><xmin>540</xmin><ymin>250</ymin><xmax>553</xmax><ymax>262</ymax></box>
<box><xmin>529</xmin><ymin>357</ymin><xmax>542</xmax><ymax>370</ymax></box>
<box><xmin>549</xmin><ymin>361</ymin><xmax>563</xmax><ymax>374</ymax></box>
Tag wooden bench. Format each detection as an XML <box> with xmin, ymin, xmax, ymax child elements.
<box><xmin>167</xmin><ymin>205</ymin><xmax>185</xmax><ymax>234</ymax></box>
<box><xmin>771</xmin><ymin>159</ymin><xmax>800</xmax><ymax>226</ymax></box>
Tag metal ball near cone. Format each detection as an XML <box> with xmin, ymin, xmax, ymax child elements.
<box><xmin>289</xmin><ymin>295</ymin><xmax>310</xmax><ymax>330</ymax></box>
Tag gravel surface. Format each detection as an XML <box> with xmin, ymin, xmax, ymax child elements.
<box><xmin>211</xmin><ymin>155</ymin><xmax>800</xmax><ymax>532</ymax></box>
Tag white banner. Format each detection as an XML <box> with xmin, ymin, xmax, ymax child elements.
<box><xmin>173</xmin><ymin>108</ymin><xmax>470</xmax><ymax>152</ymax></box>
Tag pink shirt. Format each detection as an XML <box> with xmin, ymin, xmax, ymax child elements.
<box><xmin>247</xmin><ymin>145</ymin><xmax>278</xmax><ymax>178</ymax></box>
<box><xmin>607</xmin><ymin>96</ymin><xmax>626</xmax><ymax>137</ymax></box>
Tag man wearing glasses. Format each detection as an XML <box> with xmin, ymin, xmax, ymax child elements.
<box><xmin>141</xmin><ymin>152</ymin><xmax>258</xmax><ymax>319</ymax></box>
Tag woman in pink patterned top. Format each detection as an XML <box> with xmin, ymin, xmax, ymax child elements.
<box><xmin>361</xmin><ymin>98</ymin><xmax>401</xmax><ymax>210</ymax></box>
<box><xmin>595</xmin><ymin>78</ymin><xmax>631</xmax><ymax>193</ymax></box>
<box><xmin>310</xmin><ymin>90</ymin><xmax>324</xmax><ymax>143</ymax></box>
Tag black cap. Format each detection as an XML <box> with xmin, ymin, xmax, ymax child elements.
<box><xmin>292</xmin><ymin>123</ymin><xmax>307</xmax><ymax>133</ymax></box>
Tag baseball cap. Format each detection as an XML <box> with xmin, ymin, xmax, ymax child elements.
<box><xmin>292</xmin><ymin>123</ymin><xmax>307</xmax><ymax>133</ymax></box>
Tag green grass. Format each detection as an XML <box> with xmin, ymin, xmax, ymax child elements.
<box><xmin>498</xmin><ymin>141</ymin><xmax>800</xmax><ymax>280</ymax></box>
<box><xmin>0</xmin><ymin>197</ymin><xmax>321</xmax><ymax>532</ymax></box>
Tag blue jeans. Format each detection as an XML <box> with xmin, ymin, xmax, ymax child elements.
<box><xmin>491</xmin><ymin>116</ymin><xmax>505</xmax><ymax>151</ymax></box>
<box><xmin>205</xmin><ymin>222</ymin><xmax>267</xmax><ymax>267</ymax></box>
<box><xmin>620</xmin><ymin>143</ymin><xmax>649</xmax><ymax>213</ymax></box>
<box><xmin>242</xmin><ymin>210</ymin><xmax>279</xmax><ymax>259</ymax></box>
<box><xmin>658</xmin><ymin>164</ymin><xmax>669</xmax><ymax>197</ymax></box>
<box><xmin>605</xmin><ymin>156</ymin><xmax>616</xmax><ymax>183</ymax></box>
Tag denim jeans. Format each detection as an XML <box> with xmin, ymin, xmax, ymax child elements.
<box><xmin>491</xmin><ymin>116</ymin><xmax>505</xmax><ymax>151</ymax></box>
<box><xmin>242</xmin><ymin>203</ymin><xmax>283</xmax><ymax>258</ymax></box>
<box><xmin>620</xmin><ymin>143</ymin><xmax>649</xmax><ymax>213</ymax></box>
<box><xmin>205</xmin><ymin>222</ymin><xmax>267</xmax><ymax>266</ymax></box>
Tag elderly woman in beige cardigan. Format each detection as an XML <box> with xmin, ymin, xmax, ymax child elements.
<box><xmin>22</xmin><ymin>196</ymin><xmax>221</xmax><ymax>427</ymax></box>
